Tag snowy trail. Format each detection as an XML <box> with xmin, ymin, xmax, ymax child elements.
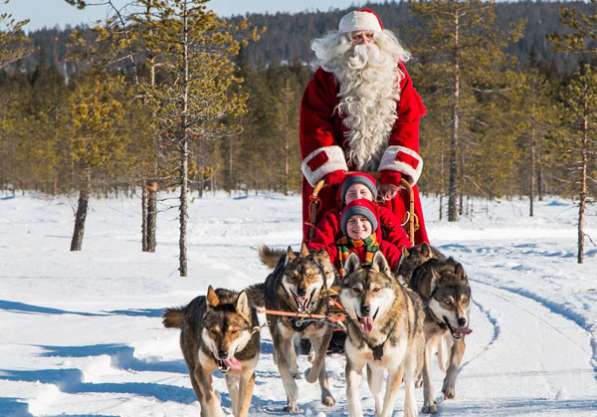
<box><xmin>0</xmin><ymin>194</ymin><xmax>596</xmax><ymax>416</ymax></box>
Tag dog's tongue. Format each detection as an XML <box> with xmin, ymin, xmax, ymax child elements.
<box><xmin>360</xmin><ymin>317</ymin><xmax>373</xmax><ymax>333</ymax></box>
<box><xmin>296</xmin><ymin>296</ymin><xmax>307</xmax><ymax>309</ymax></box>
<box><xmin>455</xmin><ymin>327</ymin><xmax>472</xmax><ymax>337</ymax></box>
<box><xmin>224</xmin><ymin>357</ymin><xmax>242</xmax><ymax>372</ymax></box>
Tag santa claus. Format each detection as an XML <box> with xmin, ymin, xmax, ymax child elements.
<box><xmin>300</xmin><ymin>7</ymin><xmax>429</xmax><ymax>244</ymax></box>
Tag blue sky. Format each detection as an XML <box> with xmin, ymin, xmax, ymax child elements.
<box><xmin>4</xmin><ymin>0</ymin><xmax>370</xmax><ymax>31</ymax></box>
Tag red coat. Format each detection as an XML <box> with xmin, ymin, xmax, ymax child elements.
<box><xmin>308</xmin><ymin>205</ymin><xmax>412</xmax><ymax>272</ymax></box>
<box><xmin>299</xmin><ymin>63</ymin><xmax>429</xmax><ymax>244</ymax></box>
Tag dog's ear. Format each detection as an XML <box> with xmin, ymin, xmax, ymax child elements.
<box><xmin>371</xmin><ymin>251</ymin><xmax>391</xmax><ymax>276</ymax></box>
<box><xmin>421</xmin><ymin>242</ymin><xmax>431</xmax><ymax>258</ymax></box>
<box><xmin>207</xmin><ymin>285</ymin><xmax>219</xmax><ymax>309</ymax></box>
<box><xmin>402</xmin><ymin>246</ymin><xmax>410</xmax><ymax>259</ymax></box>
<box><xmin>300</xmin><ymin>242</ymin><xmax>310</xmax><ymax>257</ymax></box>
<box><xmin>285</xmin><ymin>246</ymin><xmax>296</xmax><ymax>264</ymax></box>
<box><xmin>454</xmin><ymin>262</ymin><xmax>466</xmax><ymax>280</ymax></box>
<box><xmin>317</xmin><ymin>249</ymin><xmax>329</xmax><ymax>259</ymax></box>
<box><xmin>235</xmin><ymin>291</ymin><xmax>251</xmax><ymax>322</ymax></box>
<box><xmin>428</xmin><ymin>269</ymin><xmax>440</xmax><ymax>297</ymax></box>
<box><xmin>412</xmin><ymin>263</ymin><xmax>438</xmax><ymax>299</ymax></box>
<box><xmin>344</xmin><ymin>253</ymin><xmax>361</xmax><ymax>276</ymax></box>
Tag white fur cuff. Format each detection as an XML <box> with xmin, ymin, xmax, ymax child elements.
<box><xmin>301</xmin><ymin>146</ymin><xmax>348</xmax><ymax>186</ymax></box>
<box><xmin>378</xmin><ymin>146</ymin><xmax>423</xmax><ymax>185</ymax></box>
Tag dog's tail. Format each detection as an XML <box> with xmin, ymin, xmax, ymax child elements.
<box><xmin>162</xmin><ymin>307</ymin><xmax>185</xmax><ymax>329</ymax></box>
<box><xmin>245</xmin><ymin>283</ymin><xmax>265</xmax><ymax>308</ymax></box>
<box><xmin>258</xmin><ymin>245</ymin><xmax>285</xmax><ymax>269</ymax></box>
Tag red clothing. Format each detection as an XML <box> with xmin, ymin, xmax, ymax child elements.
<box><xmin>308</xmin><ymin>204</ymin><xmax>411</xmax><ymax>272</ymax></box>
<box><xmin>300</xmin><ymin>63</ymin><xmax>429</xmax><ymax>244</ymax></box>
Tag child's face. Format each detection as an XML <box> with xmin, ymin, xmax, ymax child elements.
<box><xmin>346</xmin><ymin>215</ymin><xmax>373</xmax><ymax>240</ymax></box>
<box><xmin>345</xmin><ymin>183</ymin><xmax>373</xmax><ymax>204</ymax></box>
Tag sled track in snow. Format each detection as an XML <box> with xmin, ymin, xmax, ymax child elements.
<box><xmin>471</xmin><ymin>277</ymin><xmax>597</xmax><ymax>377</ymax></box>
<box><xmin>461</xmin><ymin>297</ymin><xmax>501</xmax><ymax>370</ymax></box>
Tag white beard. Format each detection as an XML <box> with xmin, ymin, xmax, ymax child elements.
<box><xmin>312</xmin><ymin>30</ymin><xmax>410</xmax><ymax>170</ymax></box>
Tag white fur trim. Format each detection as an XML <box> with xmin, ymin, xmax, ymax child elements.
<box><xmin>301</xmin><ymin>146</ymin><xmax>348</xmax><ymax>186</ymax></box>
<box><xmin>378</xmin><ymin>145</ymin><xmax>423</xmax><ymax>185</ymax></box>
<box><xmin>339</xmin><ymin>11</ymin><xmax>382</xmax><ymax>34</ymax></box>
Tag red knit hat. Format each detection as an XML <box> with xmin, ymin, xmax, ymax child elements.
<box><xmin>340</xmin><ymin>198</ymin><xmax>379</xmax><ymax>235</ymax></box>
<box><xmin>338</xmin><ymin>8</ymin><xmax>384</xmax><ymax>33</ymax></box>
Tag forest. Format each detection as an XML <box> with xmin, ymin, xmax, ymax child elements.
<box><xmin>0</xmin><ymin>1</ymin><xmax>595</xmax><ymax>213</ymax></box>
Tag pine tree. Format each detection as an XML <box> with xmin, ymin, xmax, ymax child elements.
<box><xmin>513</xmin><ymin>68</ymin><xmax>561</xmax><ymax>216</ymax></box>
<box><xmin>0</xmin><ymin>0</ymin><xmax>31</xmax><ymax>70</ymax></box>
<box><xmin>65</xmin><ymin>75</ymin><xmax>133</xmax><ymax>251</ymax></box>
<box><xmin>549</xmin><ymin>0</ymin><xmax>596</xmax><ymax>264</ymax></box>
<box><xmin>136</xmin><ymin>0</ymin><xmax>253</xmax><ymax>276</ymax></box>
<box><xmin>410</xmin><ymin>0</ymin><xmax>523</xmax><ymax>220</ymax></box>
<box><xmin>559</xmin><ymin>65</ymin><xmax>596</xmax><ymax>264</ymax></box>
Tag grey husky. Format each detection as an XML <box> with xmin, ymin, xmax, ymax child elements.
<box><xmin>340</xmin><ymin>251</ymin><xmax>425</xmax><ymax>417</ymax></box>
<box><xmin>258</xmin><ymin>243</ymin><xmax>337</xmax><ymax>412</ymax></box>
<box><xmin>409</xmin><ymin>257</ymin><xmax>472</xmax><ymax>414</ymax></box>
<box><xmin>163</xmin><ymin>287</ymin><xmax>260</xmax><ymax>417</ymax></box>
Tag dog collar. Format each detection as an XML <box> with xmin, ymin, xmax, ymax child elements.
<box><xmin>426</xmin><ymin>305</ymin><xmax>448</xmax><ymax>330</ymax></box>
<box><xmin>371</xmin><ymin>343</ymin><xmax>384</xmax><ymax>360</ymax></box>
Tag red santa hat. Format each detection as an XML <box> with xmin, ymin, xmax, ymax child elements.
<box><xmin>338</xmin><ymin>8</ymin><xmax>384</xmax><ymax>34</ymax></box>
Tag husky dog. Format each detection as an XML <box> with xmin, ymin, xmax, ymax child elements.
<box><xmin>259</xmin><ymin>243</ymin><xmax>337</xmax><ymax>412</ymax></box>
<box><xmin>409</xmin><ymin>258</ymin><xmax>472</xmax><ymax>414</ymax></box>
<box><xmin>397</xmin><ymin>242</ymin><xmax>445</xmax><ymax>285</ymax></box>
<box><xmin>163</xmin><ymin>286</ymin><xmax>260</xmax><ymax>417</ymax></box>
<box><xmin>340</xmin><ymin>251</ymin><xmax>425</xmax><ymax>417</ymax></box>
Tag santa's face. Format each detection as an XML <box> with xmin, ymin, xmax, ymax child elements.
<box><xmin>347</xmin><ymin>215</ymin><xmax>373</xmax><ymax>240</ymax></box>
<box><xmin>345</xmin><ymin>183</ymin><xmax>374</xmax><ymax>205</ymax></box>
<box><xmin>351</xmin><ymin>30</ymin><xmax>375</xmax><ymax>45</ymax></box>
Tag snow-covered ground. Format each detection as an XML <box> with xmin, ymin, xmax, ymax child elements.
<box><xmin>1</xmin><ymin>191</ymin><xmax>596</xmax><ymax>417</ymax></box>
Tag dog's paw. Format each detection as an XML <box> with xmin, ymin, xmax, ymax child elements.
<box><xmin>442</xmin><ymin>384</ymin><xmax>456</xmax><ymax>399</ymax></box>
<box><xmin>304</xmin><ymin>367</ymin><xmax>319</xmax><ymax>384</ymax></box>
<box><xmin>322</xmin><ymin>394</ymin><xmax>336</xmax><ymax>407</ymax></box>
<box><xmin>283</xmin><ymin>404</ymin><xmax>300</xmax><ymax>414</ymax></box>
<box><xmin>421</xmin><ymin>402</ymin><xmax>438</xmax><ymax>414</ymax></box>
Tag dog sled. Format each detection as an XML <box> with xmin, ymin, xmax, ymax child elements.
<box><xmin>256</xmin><ymin>171</ymin><xmax>420</xmax><ymax>355</ymax></box>
<box><xmin>307</xmin><ymin>172</ymin><xmax>419</xmax><ymax>246</ymax></box>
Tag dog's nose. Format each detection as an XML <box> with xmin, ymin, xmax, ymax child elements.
<box><xmin>297</xmin><ymin>288</ymin><xmax>306</xmax><ymax>296</ymax></box>
<box><xmin>218</xmin><ymin>350</ymin><xmax>228</xmax><ymax>359</ymax></box>
<box><xmin>457</xmin><ymin>317</ymin><xmax>467</xmax><ymax>327</ymax></box>
<box><xmin>361</xmin><ymin>304</ymin><xmax>370</xmax><ymax>316</ymax></box>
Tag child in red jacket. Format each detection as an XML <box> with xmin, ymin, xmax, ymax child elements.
<box><xmin>310</xmin><ymin>197</ymin><xmax>409</xmax><ymax>276</ymax></box>
<box><xmin>309</xmin><ymin>173</ymin><xmax>411</xmax><ymax>273</ymax></box>
<box><xmin>340</xmin><ymin>172</ymin><xmax>412</xmax><ymax>249</ymax></box>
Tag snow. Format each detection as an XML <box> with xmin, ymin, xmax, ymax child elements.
<box><xmin>1</xmin><ymin>191</ymin><xmax>596</xmax><ymax>416</ymax></box>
